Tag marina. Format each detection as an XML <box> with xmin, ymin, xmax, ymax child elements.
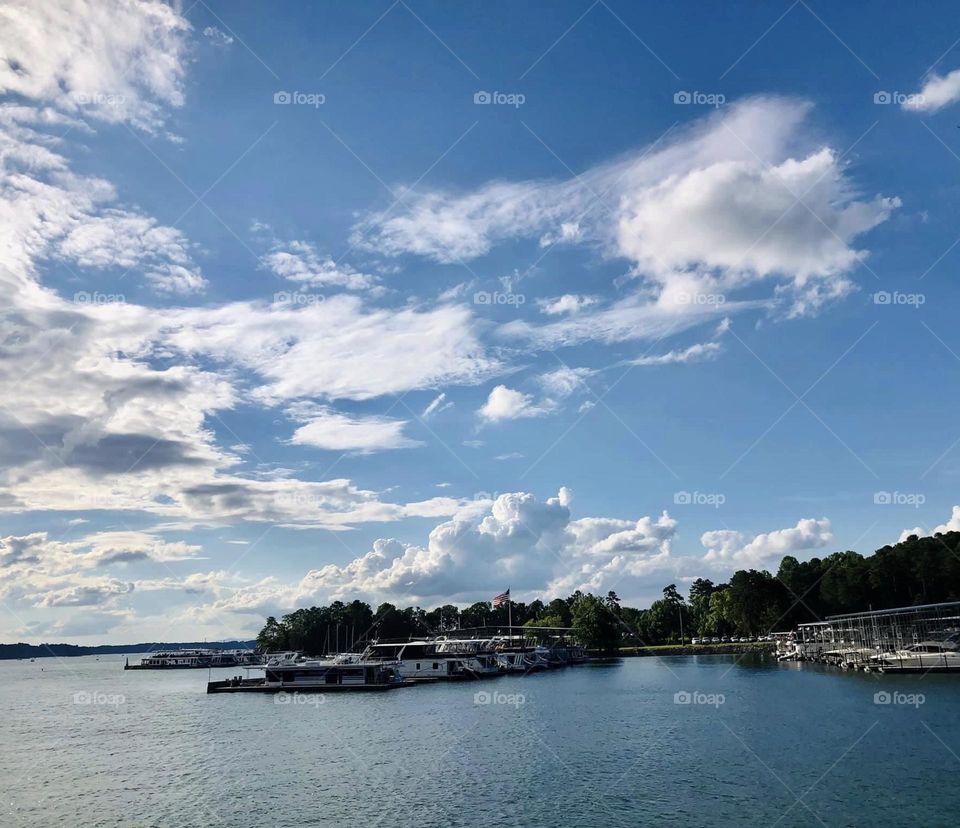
<box><xmin>204</xmin><ymin>629</ymin><xmax>588</xmax><ymax>694</ymax></box>
<box><xmin>775</xmin><ymin>600</ymin><xmax>960</xmax><ymax>673</ymax></box>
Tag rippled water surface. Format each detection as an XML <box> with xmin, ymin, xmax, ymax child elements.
<box><xmin>1</xmin><ymin>653</ymin><xmax>958</xmax><ymax>827</ymax></box>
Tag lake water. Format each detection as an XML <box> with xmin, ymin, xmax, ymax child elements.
<box><xmin>1</xmin><ymin>653</ymin><xmax>957</xmax><ymax>827</ymax></box>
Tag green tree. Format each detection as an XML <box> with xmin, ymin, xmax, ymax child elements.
<box><xmin>571</xmin><ymin>594</ymin><xmax>621</xmax><ymax>653</ymax></box>
<box><xmin>523</xmin><ymin>614</ymin><xmax>566</xmax><ymax>642</ymax></box>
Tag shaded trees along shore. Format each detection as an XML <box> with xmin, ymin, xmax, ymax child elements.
<box><xmin>256</xmin><ymin>531</ymin><xmax>960</xmax><ymax>653</ymax></box>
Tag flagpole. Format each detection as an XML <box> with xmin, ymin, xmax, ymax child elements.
<box><xmin>507</xmin><ymin>589</ymin><xmax>512</xmax><ymax>639</ymax></box>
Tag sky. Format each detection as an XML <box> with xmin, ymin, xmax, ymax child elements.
<box><xmin>3</xmin><ymin>0</ymin><xmax>960</xmax><ymax>644</ymax></box>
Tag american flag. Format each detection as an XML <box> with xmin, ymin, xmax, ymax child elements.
<box><xmin>493</xmin><ymin>589</ymin><xmax>510</xmax><ymax>607</ymax></box>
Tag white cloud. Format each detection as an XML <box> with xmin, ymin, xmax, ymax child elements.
<box><xmin>0</xmin><ymin>1</ymin><xmax>506</xmax><ymax>530</ymax></box>
<box><xmin>168</xmin><ymin>297</ymin><xmax>503</xmax><ymax>403</ymax></box>
<box><xmin>0</xmin><ymin>528</ymin><xmax>209</xmax><ymax>623</ymax></box>
<box><xmin>899</xmin><ymin>505</ymin><xmax>960</xmax><ymax>542</ymax></box>
<box><xmin>538</xmin><ymin>366</ymin><xmax>593</xmax><ymax>397</ymax></box>
<box><xmin>629</xmin><ymin>341</ymin><xmax>722</xmax><ymax>366</ymax></box>
<box><xmin>35</xmin><ymin>579</ymin><xmax>133</xmax><ymax>607</ymax></box>
<box><xmin>479</xmin><ymin>385</ymin><xmax>555</xmax><ymax>422</ymax></box>
<box><xmin>902</xmin><ymin>68</ymin><xmax>960</xmax><ymax>113</ymax></box>
<box><xmin>197</xmin><ymin>488</ymin><xmax>679</xmax><ymax>612</ymax></box>
<box><xmin>422</xmin><ymin>392</ymin><xmax>453</xmax><ymax>419</ymax></box>
<box><xmin>288</xmin><ymin>405</ymin><xmax>421</xmax><ymax>452</ymax></box>
<box><xmin>0</xmin><ymin>0</ymin><xmax>189</xmax><ymax>131</ymax></box>
<box><xmin>539</xmin><ymin>221</ymin><xmax>582</xmax><ymax>248</ymax></box>
<box><xmin>261</xmin><ymin>239</ymin><xmax>376</xmax><ymax>290</ymax></box>
<box><xmin>356</xmin><ymin>97</ymin><xmax>898</xmax><ymax>330</ymax></box>
<box><xmin>538</xmin><ymin>294</ymin><xmax>599</xmax><ymax>315</ymax></box>
<box><xmin>614</xmin><ymin>147</ymin><xmax>893</xmax><ymax>286</ymax></box>
<box><xmin>702</xmin><ymin>517</ymin><xmax>832</xmax><ymax>567</ymax></box>
<box><xmin>57</xmin><ymin>210</ymin><xmax>206</xmax><ymax>294</ymax></box>
<box><xmin>202</xmin><ymin>26</ymin><xmax>233</xmax><ymax>46</ymax></box>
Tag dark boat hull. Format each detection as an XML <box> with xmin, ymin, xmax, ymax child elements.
<box><xmin>207</xmin><ymin>678</ymin><xmax>410</xmax><ymax>693</ymax></box>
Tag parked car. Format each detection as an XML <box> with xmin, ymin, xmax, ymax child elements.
<box><xmin>691</xmin><ymin>637</ymin><xmax>701</xmax><ymax>645</ymax></box>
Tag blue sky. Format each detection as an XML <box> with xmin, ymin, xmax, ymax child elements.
<box><xmin>3</xmin><ymin>0</ymin><xmax>960</xmax><ymax>642</ymax></box>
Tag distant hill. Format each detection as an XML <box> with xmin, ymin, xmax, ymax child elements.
<box><xmin>0</xmin><ymin>641</ymin><xmax>257</xmax><ymax>660</ymax></box>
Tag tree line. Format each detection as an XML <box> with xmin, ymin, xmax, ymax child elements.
<box><xmin>256</xmin><ymin>530</ymin><xmax>960</xmax><ymax>654</ymax></box>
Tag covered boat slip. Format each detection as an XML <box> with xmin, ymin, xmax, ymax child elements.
<box><xmin>777</xmin><ymin>600</ymin><xmax>960</xmax><ymax>673</ymax></box>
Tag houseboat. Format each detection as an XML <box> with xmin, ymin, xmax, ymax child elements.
<box><xmin>535</xmin><ymin>640</ymin><xmax>588</xmax><ymax>667</ymax></box>
<box><xmin>431</xmin><ymin>636</ymin><xmax>504</xmax><ymax>677</ymax></box>
<box><xmin>342</xmin><ymin>640</ymin><xmax>502</xmax><ymax>680</ymax></box>
<box><xmin>206</xmin><ymin>659</ymin><xmax>408</xmax><ymax>693</ymax></box>
<box><xmin>125</xmin><ymin>649</ymin><xmax>214</xmax><ymax>669</ymax></box>
<box><xmin>125</xmin><ymin>649</ymin><xmax>262</xmax><ymax>669</ymax></box>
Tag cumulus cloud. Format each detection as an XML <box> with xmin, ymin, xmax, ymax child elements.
<box><xmin>355</xmin><ymin>97</ymin><xmax>898</xmax><ymax>333</ymax></box>
<box><xmin>537</xmin><ymin>294</ymin><xmax>599</xmax><ymax>316</ymax></box>
<box><xmin>899</xmin><ymin>505</ymin><xmax>960</xmax><ymax>542</ymax></box>
<box><xmin>35</xmin><ymin>579</ymin><xmax>133</xmax><ymax>607</ymax></box>
<box><xmin>702</xmin><ymin>517</ymin><xmax>832</xmax><ymax>567</ymax></box>
<box><xmin>0</xmin><ymin>530</ymin><xmax>201</xmax><ymax>574</ymax></box>
<box><xmin>0</xmin><ymin>529</ymin><xmax>208</xmax><ymax>626</ymax></box>
<box><xmin>197</xmin><ymin>488</ymin><xmax>680</xmax><ymax>614</ymax></box>
<box><xmin>479</xmin><ymin>385</ymin><xmax>556</xmax><ymax>422</ymax></box>
<box><xmin>902</xmin><ymin>68</ymin><xmax>960</xmax><ymax>113</ymax></box>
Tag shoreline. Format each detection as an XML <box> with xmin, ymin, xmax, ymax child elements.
<box><xmin>614</xmin><ymin>643</ymin><xmax>777</xmax><ymax>658</ymax></box>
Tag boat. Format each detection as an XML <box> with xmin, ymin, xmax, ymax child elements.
<box><xmin>262</xmin><ymin>651</ymin><xmax>306</xmax><ymax>667</ymax></box>
<box><xmin>822</xmin><ymin>647</ymin><xmax>877</xmax><ymax>670</ymax></box>
<box><xmin>494</xmin><ymin>647</ymin><xmax>545</xmax><ymax>673</ymax></box>
<box><xmin>125</xmin><ymin>649</ymin><xmax>214</xmax><ymax>669</ymax></box>
<box><xmin>206</xmin><ymin>659</ymin><xmax>408</xmax><ymax>693</ymax></box>
<box><xmin>871</xmin><ymin>639</ymin><xmax>960</xmax><ymax>673</ymax></box>
<box><xmin>361</xmin><ymin>639</ymin><xmax>502</xmax><ymax>680</ymax></box>
<box><xmin>214</xmin><ymin>649</ymin><xmax>263</xmax><ymax>666</ymax></box>
<box><xmin>534</xmin><ymin>640</ymin><xmax>588</xmax><ymax>667</ymax></box>
<box><xmin>125</xmin><ymin>648</ymin><xmax>262</xmax><ymax>669</ymax></box>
